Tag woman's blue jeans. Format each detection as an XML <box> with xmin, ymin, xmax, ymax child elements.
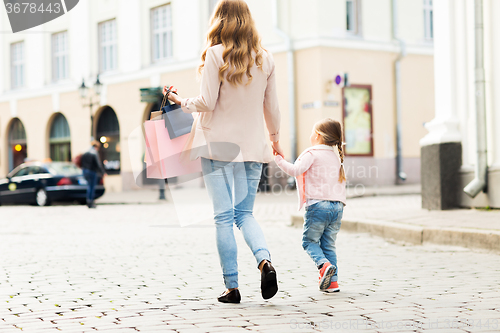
<box><xmin>201</xmin><ymin>157</ymin><xmax>271</xmax><ymax>289</ymax></box>
<box><xmin>302</xmin><ymin>201</ymin><xmax>344</xmax><ymax>282</ymax></box>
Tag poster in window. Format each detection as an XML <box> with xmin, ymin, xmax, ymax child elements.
<box><xmin>342</xmin><ymin>86</ymin><xmax>373</xmax><ymax>156</ymax></box>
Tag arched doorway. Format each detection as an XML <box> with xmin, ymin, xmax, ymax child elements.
<box><xmin>8</xmin><ymin>118</ymin><xmax>27</xmax><ymax>171</ymax></box>
<box><xmin>96</xmin><ymin>106</ymin><xmax>120</xmax><ymax>175</ymax></box>
<box><xmin>49</xmin><ymin>113</ymin><xmax>71</xmax><ymax>162</ymax></box>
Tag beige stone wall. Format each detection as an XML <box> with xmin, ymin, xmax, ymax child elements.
<box><xmin>400</xmin><ymin>54</ymin><xmax>435</xmax><ymax>158</ymax></box>
<box><xmin>0</xmin><ymin>102</ymin><xmax>11</xmax><ymax>176</ymax></box>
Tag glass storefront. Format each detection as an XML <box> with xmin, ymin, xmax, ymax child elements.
<box><xmin>96</xmin><ymin>107</ymin><xmax>121</xmax><ymax>175</ymax></box>
<box><xmin>8</xmin><ymin>118</ymin><xmax>27</xmax><ymax>171</ymax></box>
<box><xmin>49</xmin><ymin>113</ymin><xmax>71</xmax><ymax>162</ymax></box>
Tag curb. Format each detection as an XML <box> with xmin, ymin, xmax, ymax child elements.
<box><xmin>290</xmin><ymin>214</ymin><xmax>500</xmax><ymax>253</ymax></box>
<box><xmin>96</xmin><ymin>201</ymin><xmax>166</xmax><ymax>205</ymax></box>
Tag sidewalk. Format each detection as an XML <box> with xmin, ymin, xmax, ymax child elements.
<box><xmin>97</xmin><ymin>184</ymin><xmax>500</xmax><ymax>253</ymax></box>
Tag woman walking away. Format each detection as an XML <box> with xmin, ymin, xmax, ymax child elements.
<box><xmin>163</xmin><ymin>0</ymin><xmax>283</xmax><ymax>303</ymax></box>
<box><xmin>274</xmin><ymin>118</ymin><xmax>347</xmax><ymax>292</ymax></box>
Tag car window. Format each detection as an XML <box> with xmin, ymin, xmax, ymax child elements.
<box><xmin>29</xmin><ymin>166</ymin><xmax>49</xmax><ymax>175</ymax></box>
<box><xmin>12</xmin><ymin>167</ymin><xmax>29</xmax><ymax>177</ymax></box>
<box><xmin>48</xmin><ymin>163</ymin><xmax>81</xmax><ymax>176</ymax></box>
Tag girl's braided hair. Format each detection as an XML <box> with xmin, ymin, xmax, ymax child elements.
<box><xmin>315</xmin><ymin>118</ymin><xmax>346</xmax><ymax>182</ymax></box>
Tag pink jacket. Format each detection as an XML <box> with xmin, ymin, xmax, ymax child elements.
<box><xmin>179</xmin><ymin>44</ymin><xmax>280</xmax><ymax>163</ymax></box>
<box><xmin>275</xmin><ymin>145</ymin><xmax>347</xmax><ymax>211</ymax></box>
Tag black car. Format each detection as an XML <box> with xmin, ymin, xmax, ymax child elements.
<box><xmin>0</xmin><ymin>162</ymin><xmax>105</xmax><ymax>206</ymax></box>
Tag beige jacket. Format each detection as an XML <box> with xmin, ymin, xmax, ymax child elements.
<box><xmin>179</xmin><ymin>44</ymin><xmax>280</xmax><ymax>163</ymax></box>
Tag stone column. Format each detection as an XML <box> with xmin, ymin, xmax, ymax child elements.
<box><xmin>419</xmin><ymin>0</ymin><xmax>463</xmax><ymax>210</ymax></box>
<box><xmin>486</xmin><ymin>0</ymin><xmax>500</xmax><ymax>206</ymax></box>
<box><xmin>491</xmin><ymin>0</ymin><xmax>500</xmax><ymax>168</ymax></box>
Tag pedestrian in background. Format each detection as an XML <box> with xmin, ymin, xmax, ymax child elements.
<box><xmin>163</xmin><ymin>0</ymin><xmax>283</xmax><ymax>303</ymax></box>
<box><xmin>81</xmin><ymin>140</ymin><xmax>106</xmax><ymax>209</ymax></box>
<box><xmin>274</xmin><ymin>118</ymin><xmax>347</xmax><ymax>292</ymax></box>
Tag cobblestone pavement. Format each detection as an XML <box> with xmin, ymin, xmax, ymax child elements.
<box><xmin>1</xmin><ymin>196</ymin><xmax>500</xmax><ymax>332</ymax></box>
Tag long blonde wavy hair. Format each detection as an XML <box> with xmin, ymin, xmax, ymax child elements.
<box><xmin>199</xmin><ymin>0</ymin><xmax>265</xmax><ymax>86</ymax></box>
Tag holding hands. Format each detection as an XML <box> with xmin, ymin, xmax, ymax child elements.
<box><xmin>272</xmin><ymin>141</ymin><xmax>284</xmax><ymax>158</ymax></box>
<box><xmin>163</xmin><ymin>85</ymin><xmax>182</xmax><ymax>105</ymax></box>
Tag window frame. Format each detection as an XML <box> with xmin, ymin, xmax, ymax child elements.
<box><xmin>346</xmin><ymin>0</ymin><xmax>362</xmax><ymax>36</ymax></box>
<box><xmin>98</xmin><ymin>19</ymin><xmax>118</xmax><ymax>73</ymax></box>
<box><xmin>150</xmin><ymin>3</ymin><xmax>174</xmax><ymax>63</ymax></box>
<box><xmin>51</xmin><ymin>31</ymin><xmax>69</xmax><ymax>82</ymax></box>
<box><xmin>10</xmin><ymin>41</ymin><xmax>25</xmax><ymax>89</ymax></box>
<box><xmin>423</xmin><ymin>0</ymin><xmax>434</xmax><ymax>40</ymax></box>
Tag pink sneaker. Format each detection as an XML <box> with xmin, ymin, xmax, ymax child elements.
<box><xmin>323</xmin><ymin>281</ymin><xmax>340</xmax><ymax>293</ymax></box>
<box><xmin>318</xmin><ymin>263</ymin><xmax>336</xmax><ymax>291</ymax></box>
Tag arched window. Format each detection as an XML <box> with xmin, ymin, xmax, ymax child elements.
<box><xmin>96</xmin><ymin>107</ymin><xmax>120</xmax><ymax>174</ymax></box>
<box><xmin>8</xmin><ymin>118</ymin><xmax>27</xmax><ymax>171</ymax></box>
<box><xmin>49</xmin><ymin>113</ymin><xmax>71</xmax><ymax>162</ymax></box>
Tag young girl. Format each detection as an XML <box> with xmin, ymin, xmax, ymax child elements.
<box><xmin>274</xmin><ymin>118</ymin><xmax>346</xmax><ymax>292</ymax></box>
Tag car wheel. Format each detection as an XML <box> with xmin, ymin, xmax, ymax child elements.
<box><xmin>35</xmin><ymin>188</ymin><xmax>50</xmax><ymax>207</ymax></box>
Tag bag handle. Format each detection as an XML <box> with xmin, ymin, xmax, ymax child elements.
<box><xmin>160</xmin><ymin>92</ymin><xmax>169</xmax><ymax>111</ymax></box>
<box><xmin>161</xmin><ymin>88</ymin><xmax>178</xmax><ymax>112</ymax></box>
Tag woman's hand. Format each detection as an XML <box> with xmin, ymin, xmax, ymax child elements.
<box><xmin>163</xmin><ymin>85</ymin><xmax>182</xmax><ymax>105</ymax></box>
<box><xmin>272</xmin><ymin>141</ymin><xmax>284</xmax><ymax>158</ymax></box>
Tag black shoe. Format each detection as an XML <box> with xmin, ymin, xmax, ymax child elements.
<box><xmin>261</xmin><ymin>262</ymin><xmax>278</xmax><ymax>300</ymax></box>
<box><xmin>217</xmin><ymin>289</ymin><xmax>241</xmax><ymax>303</ymax></box>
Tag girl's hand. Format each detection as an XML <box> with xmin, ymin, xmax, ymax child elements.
<box><xmin>272</xmin><ymin>141</ymin><xmax>284</xmax><ymax>158</ymax></box>
<box><xmin>163</xmin><ymin>85</ymin><xmax>182</xmax><ymax>105</ymax></box>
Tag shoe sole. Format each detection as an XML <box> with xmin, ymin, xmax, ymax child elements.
<box><xmin>323</xmin><ymin>288</ymin><xmax>340</xmax><ymax>293</ymax></box>
<box><xmin>319</xmin><ymin>265</ymin><xmax>336</xmax><ymax>291</ymax></box>
<box><xmin>261</xmin><ymin>271</ymin><xmax>278</xmax><ymax>300</ymax></box>
<box><xmin>217</xmin><ymin>297</ymin><xmax>241</xmax><ymax>303</ymax></box>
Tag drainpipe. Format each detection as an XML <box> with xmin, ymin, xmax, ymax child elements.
<box><xmin>464</xmin><ymin>0</ymin><xmax>488</xmax><ymax>198</ymax></box>
<box><xmin>272</xmin><ymin>0</ymin><xmax>297</xmax><ymax>161</ymax></box>
<box><xmin>392</xmin><ymin>0</ymin><xmax>407</xmax><ymax>183</ymax></box>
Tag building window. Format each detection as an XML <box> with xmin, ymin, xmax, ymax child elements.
<box><xmin>49</xmin><ymin>114</ymin><xmax>71</xmax><ymax>162</ymax></box>
<box><xmin>346</xmin><ymin>0</ymin><xmax>360</xmax><ymax>35</ymax></box>
<box><xmin>423</xmin><ymin>0</ymin><xmax>433</xmax><ymax>40</ymax></box>
<box><xmin>209</xmin><ymin>0</ymin><xmax>219</xmax><ymax>16</ymax></box>
<box><xmin>8</xmin><ymin>118</ymin><xmax>27</xmax><ymax>171</ymax></box>
<box><xmin>11</xmin><ymin>42</ymin><xmax>25</xmax><ymax>89</ymax></box>
<box><xmin>52</xmin><ymin>31</ymin><xmax>69</xmax><ymax>81</ymax></box>
<box><xmin>342</xmin><ymin>85</ymin><xmax>373</xmax><ymax>156</ymax></box>
<box><xmin>151</xmin><ymin>4</ymin><xmax>173</xmax><ymax>62</ymax></box>
<box><xmin>96</xmin><ymin>107</ymin><xmax>121</xmax><ymax>175</ymax></box>
<box><xmin>99</xmin><ymin>19</ymin><xmax>118</xmax><ymax>73</ymax></box>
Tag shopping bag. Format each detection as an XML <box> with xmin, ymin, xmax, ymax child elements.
<box><xmin>144</xmin><ymin>119</ymin><xmax>167</xmax><ymax>179</ymax></box>
<box><xmin>162</xmin><ymin>99</ymin><xmax>194</xmax><ymax>140</ymax></box>
<box><xmin>143</xmin><ymin>95</ymin><xmax>201</xmax><ymax>179</ymax></box>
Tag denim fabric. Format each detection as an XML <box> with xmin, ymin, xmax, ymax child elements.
<box><xmin>201</xmin><ymin>157</ymin><xmax>271</xmax><ymax>289</ymax></box>
<box><xmin>302</xmin><ymin>200</ymin><xmax>344</xmax><ymax>282</ymax></box>
<box><xmin>83</xmin><ymin>169</ymin><xmax>98</xmax><ymax>202</ymax></box>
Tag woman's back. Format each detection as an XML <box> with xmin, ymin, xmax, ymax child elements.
<box><xmin>182</xmin><ymin>44</ymin><xmax>280</xmax><ymax>163</ymax></box>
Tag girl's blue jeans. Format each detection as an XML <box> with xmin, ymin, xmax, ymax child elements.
<box><xmin>302</xmin><ymin>200</ymin><xmax>344</xmax><ymax>282</ymax></box>
<box><xmin>201</xmin><ymin>157</ymin><xmax>271</xmax><ymax>289</ymax></box>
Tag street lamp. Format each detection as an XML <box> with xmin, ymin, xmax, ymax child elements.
<box><xmin>79</xmin><ymin>75</ymin><xmax>102</xmax><ymax>141</ymax></box>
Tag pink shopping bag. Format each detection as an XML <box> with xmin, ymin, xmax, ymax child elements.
<box><xmin>144</xmin><ymin>118</ymin><xmax>201</xmax><ymax>179</ymax></box>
